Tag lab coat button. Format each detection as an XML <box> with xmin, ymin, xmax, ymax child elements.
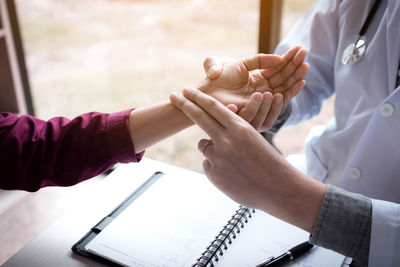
<box><xmin>379</xmin><ymin>103</ymin><xmax>394</xmax><ymax>117</ymax></box>
<box><xmin>348</xmin><ymin>167</ymin><xmax>361</xmax><ymax>180</ymax></box>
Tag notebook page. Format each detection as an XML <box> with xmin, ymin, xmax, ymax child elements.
<box><xmin>216</xmin><ymin>211</ymin><xmax>344</xmax><ymax>266</ymax></box>
<box><xmin>85</xmin><ymin>172</ymin><xmax>240</xmax><ymax>267</ymax></box>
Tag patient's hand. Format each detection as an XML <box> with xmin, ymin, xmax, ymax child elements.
<box><xmin>199</xmin><ymin>46</ymin><xmax>309</xmax><ymax>110</ymax></box>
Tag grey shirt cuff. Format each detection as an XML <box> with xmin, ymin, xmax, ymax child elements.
<box><xmin>309</xmin><ymin>184</ymin><xmax>372</xmax><ymax>266</ymax></box>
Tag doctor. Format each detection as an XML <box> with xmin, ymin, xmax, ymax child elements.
<box><xmin>190</xmin><ymin>0</ymin><xmax>400</xmax><ymax>266</ymax></box>
<box><xmin>275</xmin><ymin>0</ymin><xmax>400</xmax><ymax>266</ymax></box>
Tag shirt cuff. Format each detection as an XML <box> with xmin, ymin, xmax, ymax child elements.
<box><xmin>105</xmin><ymin>109</ymin><xmax>144</xmax><ymax>163</ymax></box>
<box><xmin>309</xmin><ymin>184</ymin><xmax>372</xmax><ymax>266</ymax></box>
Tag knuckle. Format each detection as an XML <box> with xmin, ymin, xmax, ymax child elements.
<box><xmin>220</xmin><ymin>137</ymin><xmax>231</xmax><ymax>147</ymax></box>
<box><xmin>192</xmin><ymin>110</ymin><xmax>206</xmax><ymax>121</ymax></box>
<box><xmin>172</xmin><ymin>98</ymin><xmax>183</xmax><ymax>108</ymax></box>
<box><xmin>236</xmin><ymin>121</ymin><xmax>251</xmax><ymax>132</ymax></box>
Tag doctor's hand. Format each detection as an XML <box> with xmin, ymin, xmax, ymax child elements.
<box><xmin>170</xmin><ymin>88</ymin><xmax>326</xmax><ymax>233</ymax></box>
<box><xmin>230</xmin><ymin>91</ymin><xmax>284</xmax><ymax>132</ymax></box>
<box><xmin>200</xmin><ymin>46</ymin><xmax>309</xmax><ymax>111</ymax></box>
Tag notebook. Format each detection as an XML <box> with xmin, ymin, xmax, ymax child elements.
<box><xmin>73</xmin><ymin>158</ymin><xmax>344</xmax><ymax>266</ymax></box>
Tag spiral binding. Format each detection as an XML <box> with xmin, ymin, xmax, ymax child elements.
<box><xmin>193</xmin><ymin>206</ymin><xmax>255</xmax><ymax>267</ymax></box>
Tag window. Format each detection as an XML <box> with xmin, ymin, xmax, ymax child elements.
<box><xmin>17</xmin><ymin>0</ymin><xmax>260</xmax><ymax>171</ymax></box>
<box><xmin>16</xmin><ymin>0</ymin><xmax>333</xmax><ymax>170</ymax></box>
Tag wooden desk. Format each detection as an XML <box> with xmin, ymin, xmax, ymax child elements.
<box><xmin>2</xmin><ymin>158</ymin><xmax>183</xmax><ymax>267</ymax></box>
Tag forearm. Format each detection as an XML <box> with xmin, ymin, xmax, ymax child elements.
<box><xmin>242</xmin><ymin>148</ymin><xmax>327</xmax><ymax>233</ymax></box>
<box><xmin>310</xmin><ymin>185</ymin><xmax>372</xmax><ymax>266</ymax></box>
<box><xmin>258</xmin><ymin>165</ymin><xmax>327</xmax><ymax>233</ymax></box>
<box><xmin>259</xmin><ymin>168</ymin><xmax>372</xmax><ymax>265</ymax></box>
<box><xmin>128</xmin><ymin>101</ymin><xmax>193</xmax><ymax>152</ymax></box>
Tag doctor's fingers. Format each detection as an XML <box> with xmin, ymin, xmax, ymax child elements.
<box><xmin>198</xmin><ymin>139</ymin><xmax>215</xmax><ymax>159</ymax></box>
<box><xmin>202</xmin><ymin>159</ymin><xmax>212</xmax><ymax>180</ymax></box>
<box><xmin>182</xmin><ymin>88</ymin><xmax>240</xmax><ymax>129</ymax></box>
<box><xmin>203</xmin><ymin>57</ymin><xmax>223</xmax><ymax>80</ymax></box>
<box><xmin>260</xmin><ymin>93</ymin><xmax>284</xmax><ymax>130</ymax></box>
<box><xmin>242</xmin><ymin>54</ymin><xmax>282</xmax><ymax>71</ymax></box>
<box><xmin>237</xmin><ymin>92</ymin><xmax>264</xmax><ymax>124</ymax></box>
<box><xmin>169</xmin><ymin>91</ymin><xmax>223</xmax><ymax>140</ymax></box>
<box><xmin>248</xmin><ymin>92</ymin><xmax>274</xmax><ymax>130</ymax></box>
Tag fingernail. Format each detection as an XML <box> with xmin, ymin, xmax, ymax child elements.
<box><xmin>276</xmin><ymin>94</ymin><xmax>283</xmax><ymax>103</ymax></box>
<box><xmin>251</xmin><ymin>92</ymin><xmax>262</xmax><ymax>102</ymax></box>
<box><xmin>264</xmin><ymin>91</ymin><xmax>273</xmax><ymax>96</ymax></box>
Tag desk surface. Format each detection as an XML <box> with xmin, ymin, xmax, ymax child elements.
<box><xmin>3</xmin><ymin>158</ymin><xmax>184</xmax><ymax>267</ymax></box>
<box><xmin>3</xmin><ymin>158</ymin><xmax>345</xmax><ymax>267</ymax></box>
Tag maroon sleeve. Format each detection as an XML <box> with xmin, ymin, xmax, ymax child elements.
<box><xmin>0</xmin><ymin>110</ymin><xmax>144</xmax><ymax>191</ymax></box>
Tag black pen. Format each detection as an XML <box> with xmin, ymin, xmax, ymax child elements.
<box><xmin>256</xmin><ymin>241</ymin><xmax>313</xmax><ymax>267</ymax></box>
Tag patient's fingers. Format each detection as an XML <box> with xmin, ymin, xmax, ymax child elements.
<box><xmin>265</xmin><ymin>48</ymin><xmax>307</xmax><ymax>90</ymax></box>
<box><xmin>295</xmin><ymin>62</ymin><xmax>310</xmax><ymax>80</ymax></box>
<box><xmin>243</xmin><ymin>54</ymin><xmax>282</xmax><ymax>71</ymax></box>
<box><xmin>203</xmin><ymin>57</ymin><xmax>223</xmax><ymax>79</ymax></box>
<box><xmin>261</xmin><ymin>46</ymin><xmax>301</xmax><ymax>78</ymax></box>
<box><xmin>262</xmin><ymin>93</ymin><xmax>283</xmax><ymax>130</ymax></box>
<box><xmin>282</xmin><ymin>80</ymin><xmax>306</xmax><ymax>106</ymax></box>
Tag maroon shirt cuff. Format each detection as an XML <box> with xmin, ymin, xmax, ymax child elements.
<box><xmin>106</xmin><ymin>109</ymin><xmax>144</xmax><ymax>163</ymax></box>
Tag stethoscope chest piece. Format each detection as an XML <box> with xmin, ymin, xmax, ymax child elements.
<box><xmin>342</xmin><ymin>38</ymin><xmax>367</xmax><ymax>65</ymax></box>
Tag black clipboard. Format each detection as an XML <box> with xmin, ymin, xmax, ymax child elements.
<box><xmin>71</xmin><ymin>171</ymin><xmax>164</xmax><ymax>265</ymax></box>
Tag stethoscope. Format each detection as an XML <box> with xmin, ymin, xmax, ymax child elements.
<box><xmin>342</xmin><ymin>0</ymin><xmax>382</xmax><ymax>65</ymax></box>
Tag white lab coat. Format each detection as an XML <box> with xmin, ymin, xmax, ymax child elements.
<box><xmin>275</xmin><ymin>0</ymin><xmax>400</xmax><ymax>265</ymax></box>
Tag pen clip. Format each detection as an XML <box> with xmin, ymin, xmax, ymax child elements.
<box><xmin>256</xmin><ymin>256</ymin><xmax>274</xmax><ymax>267</ymax></box>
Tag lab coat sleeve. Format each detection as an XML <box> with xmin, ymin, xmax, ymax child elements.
<box><xmin>368</xmin><ymin>199</ymin><xmax>400</xmax><ymax>266</ymax></box>
<box><xmin>275</xmin><ymin>0</ymin><xmax>339</xmax><ymax>125</ymax></box>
